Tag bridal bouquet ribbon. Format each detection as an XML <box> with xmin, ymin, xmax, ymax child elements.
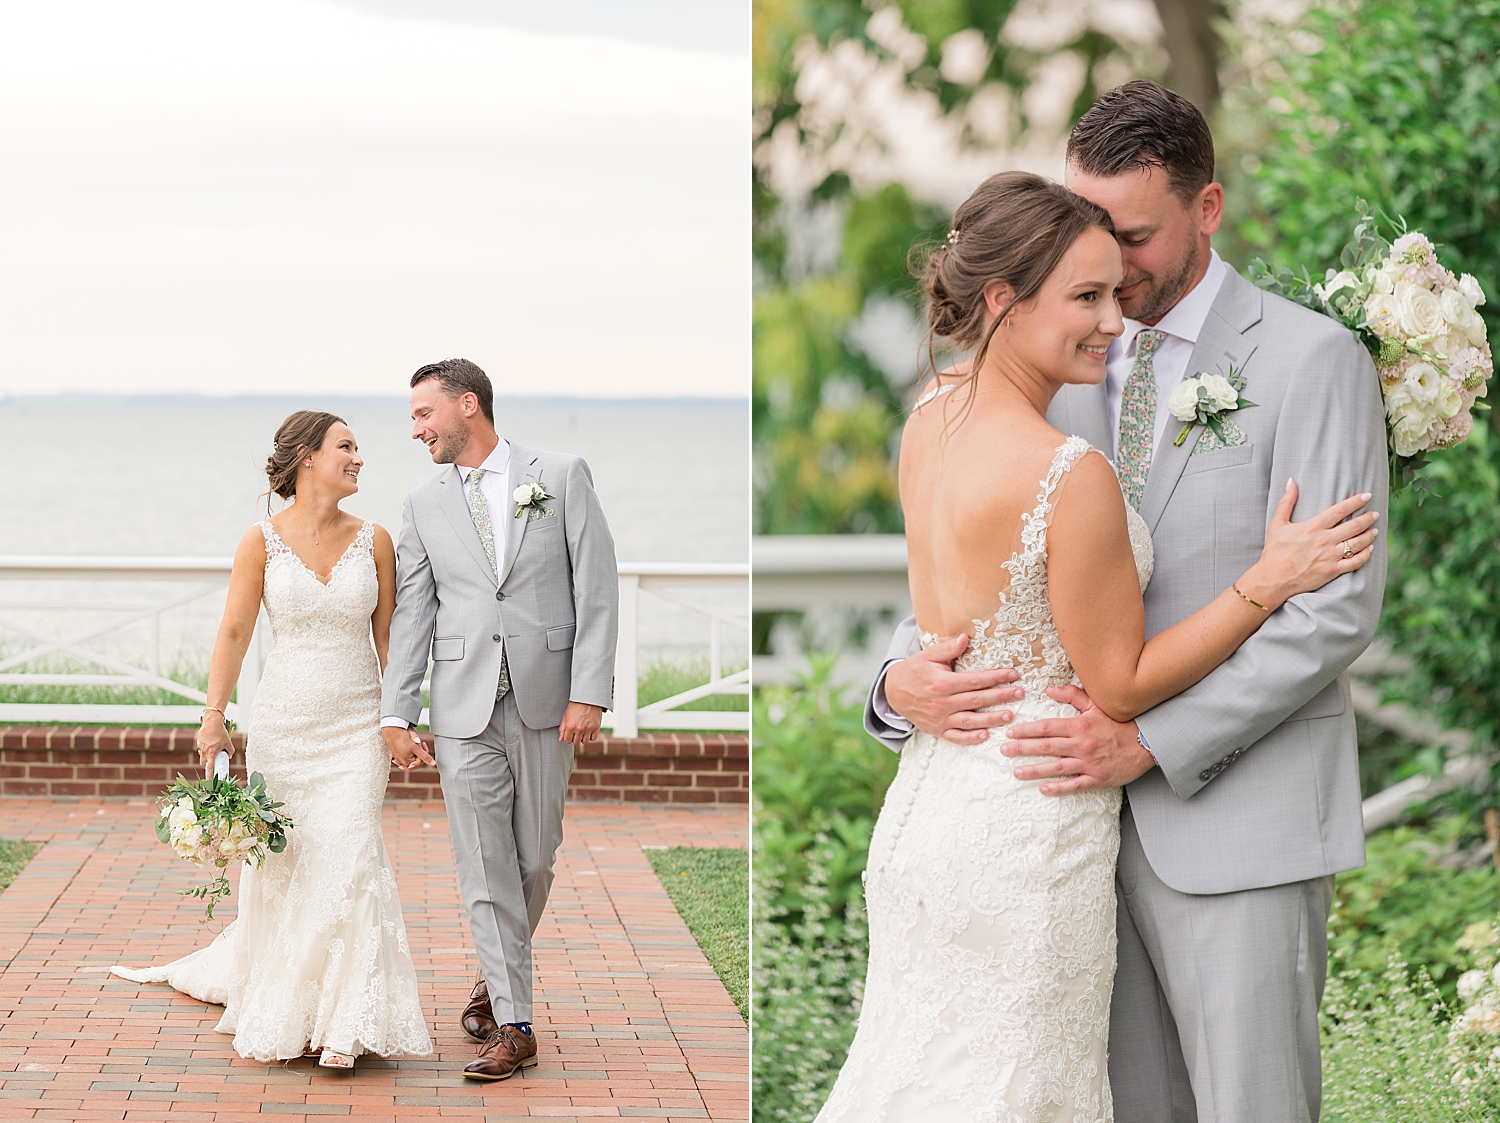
<box><xmin>1251</xmin><ymin>202</ymin><xmax>1491</xmax><ymax>491</ymax></box>
<box><xmin>153</xmin><ymin>770</ymin><xmax>294</xmax><ymax>921</ymax></box>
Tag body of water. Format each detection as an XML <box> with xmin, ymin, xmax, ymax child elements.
<box><xmin>0</xmin><ymin>395</ymin><xmax>748</xmax><ymax>669</ymax></box>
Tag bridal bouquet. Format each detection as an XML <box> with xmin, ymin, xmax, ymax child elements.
<box><xmin>1250</xmin><ymin>203</ymin><xmax>1491</xmax><ymax>491</ymax></box>
<box><xmin>153</xmin><ymin>770</ymin><xmax>294</xmax><ymax>921</ymax></box>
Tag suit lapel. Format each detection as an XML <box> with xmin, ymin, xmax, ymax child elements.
<box><xmin>1139</xmin><ymin>271</ymin><xmax>1264</xmax><ymax>533</ymax></box>
<box><xmin>437</xmin><ymin>466</ymin><xmax>499</xmax><ymax>587</ymax></box>
<box><xmin>498</xmin><ymin>445</ymin><xmax>540</xmax><ymax>587</ymax></box>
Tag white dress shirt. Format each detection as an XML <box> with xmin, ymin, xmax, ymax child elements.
<box><xmin>1102</xmin><ymin>250</ymin><xmax>1229</xmax><ymax>459</ymax></box>
<box><xmin>380</xmin><ymin>438</ymin><xmax>511</xmax><ymax>731</ymax></box>
<box><xmin>872</xmin><ymin>252</ymin><xmax>1230</xmax><ymax>730</ymax></box>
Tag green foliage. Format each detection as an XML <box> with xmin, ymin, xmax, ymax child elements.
<box><xmin>638</xmin><ymin>657</ymin><xmax>749</xmax><ymax>714</ymax></box>
<box><xmin>0</xmin><ymin>839</ymin><xmax>40</xmax><ymax>895</ymax></box>
<box><xmin>1320</xmin><ymin>955</ymin><xmax>1488</xmax><ymax>1121</ymax></box>
<box><xmin>1328</xmin><ymin>815</ymin><xmax>1500</xmax><ymax>1008</ymax></box>
<box><xmin>1226</xmin><ymin>0</ymin><xmax>1500</xmax><ymax>792</ymax></box>
<box><xmin>752</xmin><ymin>658</ymin><xmax>896</xmax><ymax>1121</ymax></box>
<box><xmin>645</xmin><ymin>847</ymin><xmax>749</xmax><ymax>1022</ymax></box>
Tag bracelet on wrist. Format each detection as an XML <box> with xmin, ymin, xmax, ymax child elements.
<box><xmin>1231</xmin><ymin>582</ymin><xmax>1269</xmax><ymax>611</ymax></box>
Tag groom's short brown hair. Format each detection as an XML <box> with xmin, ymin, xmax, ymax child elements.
<box><xmin>1066</xmin><ymin>80</ymin><xmax>1216</xmax><ymax>204</ymax></box>
<box><xmin>411</xmin><ymin>358</ymin><xmax>494</xmax><ymax>423</ymax></box>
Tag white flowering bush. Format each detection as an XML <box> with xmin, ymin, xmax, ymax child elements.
<box><xmin>153</xmin><ymin>771</ymin><xmax>294</xmax><ymax>921</ymax></box>
<box><xmin>1252</xmin><ymin>205</ymin><xmax>1491</xmax><ymax>490</ymax></box>
<box><xmin>1448</xmin><ymin>919</ymin><xmax>1500</xmax><ymax>1103</ymax></box>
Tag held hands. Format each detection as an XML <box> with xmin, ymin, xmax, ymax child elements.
<box><xmin>381</xmin><ymin>725</ymin><xmax>435</xmax><ymax>771</ymax></box>
<box><xmin>1002</xmin><ymin>685</ymin><xmax>1155</xmax><ymax>795</ymax></box>
<box><xmin>1242</xmin><ymin>480</ymin><xmax>1378</xmax><ymax>609</ymax></box>
<box><xmin>195</xmin><ymin>719</ymin><xmax>235</xmax><ymax>775</ymax></box>
<box><xmin>559</xmin><ymin>702</ymin><xmax>603</xmax><ymax>749</ymax></box>
<box><xmin>884</xmin><ymin>634</ymin><xmax>1025</xmax><ymax>744</ymax></box>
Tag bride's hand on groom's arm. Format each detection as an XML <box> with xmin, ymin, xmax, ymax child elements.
<box><xmin>1001</xmin><ymin>684</ymin><xmax>1154</xmax><ymax>796</ymax></box>
<box><xmin>884</xmin><ymin>634</ymin><xmax>1025</xmax><ymax>745</ymax></box>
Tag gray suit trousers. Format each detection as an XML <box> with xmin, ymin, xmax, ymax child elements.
<box><xmin>1110</xmin><ymin>805</ymin><xmax>1333</xmax><ymax>1123</ymax></box>
<box><xmin>434</xmin><ymin>693</ymin><xmax>573</xmax><ymax>1023</ymax></box>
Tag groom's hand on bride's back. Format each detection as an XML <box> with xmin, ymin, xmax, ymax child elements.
<box><xmin>884</xmin><ymin>634</ymin><xmax>1025</xmax><ymax>745</ymax></box>
<box><xmin>1001</xmin><ymin>684</ymin><xmax>1154</xmax><ymax>795</ymax></box>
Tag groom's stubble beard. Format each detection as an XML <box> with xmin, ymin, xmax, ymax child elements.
<box><xmin>1124</xmin><ymin>235</ymin><xmax>1202</xmax><ymax>325</ymax></box>
<box><xmin>432</xmin><ymin>419</ymin><xmax>471</xmax><ymax>464</ymax></box>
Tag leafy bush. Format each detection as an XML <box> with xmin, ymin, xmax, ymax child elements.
<box><xmin>1225</xmin><ymin>0</ymin><xmax>1500</xmax><ymax>786</ymax></box>
<box><xmin>752</xmin><ymin>658</ymin><xmax>897</xmax><ymax>1122</ymax></box>
<box><xmin>1328</xmin><ymin>815</ymin><xmax>1500</xmax><ymax>1007</ymax></box>
<box><xmin>1320</xmin><ymin>955</ymin><xmax>1488</xmax><ymax>1121</ymax></box>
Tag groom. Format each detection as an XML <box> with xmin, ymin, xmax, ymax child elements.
<box><xmin>866</xmin><ymin>82</ymin><xmax>1387</xmax><ymax>1122</ymax></box>
<box><xmin>381</xmin><ymin>358</ymin><xmax>619</xmax><ymax>1081</ymax></box>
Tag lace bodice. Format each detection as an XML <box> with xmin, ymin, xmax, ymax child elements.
<box><xmin>259</xmin><ymin>519</ymin><xmax>379</xmax><ymax>658</ymax></box>
<box><xmin>921</xmin><ymin>436</ymin><xmax>1155</xmax><ymax>694</ymax></box>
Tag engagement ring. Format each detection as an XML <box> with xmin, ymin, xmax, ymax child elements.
<box><xmin>1342</xmin><ymin>541</ymin><xmax>1354</xmax><ymax>559</ymax></box>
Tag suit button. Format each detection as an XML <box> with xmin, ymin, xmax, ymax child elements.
<box><xmin>492</xmin><ymin>634</ymin><xmax>502</xmax><ymax>642</ymax></box>
<box><xmin>1199</xmin><ymin>770</ymin><xmax>1212</xmax><ymax>782</ymax></box>
<box><xmin>496</xmin><ymin>590</ymin><xmax>506</xmax><ymax>600</ymax></box>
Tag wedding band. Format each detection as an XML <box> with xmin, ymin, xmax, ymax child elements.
<box><xmin>1341</xmin><ymin>541</ymin><xmax>1355</xmax><ymax>559</ymax></box>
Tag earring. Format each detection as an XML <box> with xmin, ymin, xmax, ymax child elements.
<box><xmin>304</xmin><ymin>460</ymin><xmax>312</xmax><ymax>467</ymax></box>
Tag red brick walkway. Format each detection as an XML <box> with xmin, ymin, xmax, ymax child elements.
<box><xmin>0</xmin><ymin>799</ymin><xmax>748</xmax><ymax>1121</ymax></box>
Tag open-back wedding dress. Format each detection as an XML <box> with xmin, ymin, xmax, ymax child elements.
<box><xmin>815</xmin><ymin>436</ymin><xmax>1154</xmax><ymax>1123</ymax></box>
<box><xmin>112</xmin><ymin>520</ymin><xmax>432</xmax><ymax>1062</ymax></box>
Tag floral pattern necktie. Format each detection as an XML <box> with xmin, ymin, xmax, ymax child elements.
<box><xmin>1118</xmin><ymin>329</ymin><xmax>1166</xmax><ymax>510</ymax></box>
<box><xmin>466</xmin><ymin>468</ymin><xmax>511</xmax><ymax>701</ymax></box>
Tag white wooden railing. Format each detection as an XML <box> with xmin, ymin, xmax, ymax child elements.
<box><xmin>0</xmin><ymin>557</ymin><xmax>747</xmax><ymax>735</ymax></box>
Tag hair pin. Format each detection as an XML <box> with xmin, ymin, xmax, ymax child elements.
<box><xmin>946</xmin><ymin>228</ymin><xmax>961</xmax><ymax>247</ymax></box>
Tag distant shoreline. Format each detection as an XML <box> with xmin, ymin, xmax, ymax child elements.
<box><xmin>0</xmin><ymin>393</ymin><xmax>747</xmax><ymax>410</ymax></box>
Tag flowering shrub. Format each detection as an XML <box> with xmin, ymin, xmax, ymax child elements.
<box><xmin>153</xmin><ymin>771</ymin><xmax>294</xmax><ymax>921</ymax></box>
<box><xmin>1448</xmin><ymin>918</ymin><xmax>1500</xmax><ymax>1106</ymax></box>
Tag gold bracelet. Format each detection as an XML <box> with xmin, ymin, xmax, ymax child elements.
<box><xmin>202</xmin><ymin>706</ymin><xmax>228</xmax><ymax>724</ymax></box>
<box><xmin>1231</xmin><ymin>583</ymin><xmax>1269</xmax><ymax>611</ymax></box>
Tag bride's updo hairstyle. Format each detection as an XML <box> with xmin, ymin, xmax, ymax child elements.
<box><xmin>264</xmin><ymin>410</ymin><xmax>346</xmax><ymax>508</ymax></box>
<box><xmin>917</xmin><ymin>171</ymin><xmax>1113</xmax><ymax>403</ymax></box>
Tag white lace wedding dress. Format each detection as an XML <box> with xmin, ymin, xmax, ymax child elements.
<box><xmin>112</xmin><ymin>521</ymin><xmax>432</xmax><ymax>1062</ymax></box>
<box><xmin>816</xmin><ymin>437</ymin><xmax>1154</xmax><ymax>1123</ymax></box>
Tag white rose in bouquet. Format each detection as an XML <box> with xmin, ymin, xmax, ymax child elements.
<box><xmin>1395</xmin><ymin>281</ymin><xmax>1445</xmax><ymax>338</ymax></box>
<box><xmin>1367</xmin><ymin>265</ymin><xmax>1395</xmax><ymax>295</ymax></box>
<box><xmin>1364</xmin><ymin>292</ymin><xmax>1400</xmax><ymax>337</ymax></box>
<box><xmin>1458</xmin><ymin>273</ymin><xmax>1487</xmax><ymax>308</ymax></box>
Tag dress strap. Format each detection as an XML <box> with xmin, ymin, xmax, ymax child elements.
<box><xmin>913</xmin><ymin>382</ymin><xmax>958</xmax><ymax>409</ymax></box>
<box><xmin>1018</xmin><ymin>436</ymin><xmax>1093</xmax><ymax>557</ymax></box>
<box><xmin>356</xmin><ymin>520</ymin><xmax>375</xmax><ymax>555</ymax></box>
<box><xmin>259</xmin><ymin>520</ymin><xmax>291</xmax><ymax>558</ymax></box>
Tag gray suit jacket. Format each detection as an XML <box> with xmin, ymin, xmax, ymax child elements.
<box><xmin>866</xmin><ymin>270</ymin><xmax>1388</xmax><ymax>895</ymax></box>
<box><xmin>382</xmin><ymin>443</ymin><xmax>619</xmax><ymax>739</ymax></box>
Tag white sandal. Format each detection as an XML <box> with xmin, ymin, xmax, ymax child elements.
<box><xmin>317</xmin><ymin>1048</ymin><xmax>355</xmax><ymax>1071</ymax></box>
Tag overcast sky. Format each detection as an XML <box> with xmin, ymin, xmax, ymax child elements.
<box><xmin>0</xmin><ymin>0</ymin><xmax>747</xmax><ymax>398</ymax></box>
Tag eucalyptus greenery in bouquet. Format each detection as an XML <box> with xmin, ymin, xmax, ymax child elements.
<box><xmin>1249</xmin><ymin>203</ymin><xmax>1491</xmax><ymax>493</ymax></box>
<box><xmin>154</xmin><ymin>770</ymin><xmax>294</xmax><ymax>921</ymax></box>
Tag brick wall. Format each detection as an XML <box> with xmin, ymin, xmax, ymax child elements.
<box><xmin>0</xmin><ymin>726</ymin><xmax>748</xmax><ymax>805</ymax></box>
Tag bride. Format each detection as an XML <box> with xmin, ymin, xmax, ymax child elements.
<box><xmin>813</xmin><ymin>173</ymin><xmax>1378</xmax><ymax>1121</ymax></box>
<box><xmin>112</xmin><ymin>410</ymin><xmax>432</xmax><ymax>1070</ymax></box>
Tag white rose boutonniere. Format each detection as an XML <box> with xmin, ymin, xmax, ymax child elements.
<box><xmin>513</xmin><ymin>478</ymin><xmax>555</xmax><ymax>521</ymax></box>
<box><xmin>1168</xmin><ymin>367</ymin><xmax>1256</xmax><ymax>446</ymax></box>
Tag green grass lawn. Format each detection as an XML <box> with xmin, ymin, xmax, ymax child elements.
<box><xmin>646</xmin><ymin>846</ymin><xmax>748</xmax><ymax>1022</ymax></box>
<box><xmin>0</xmin><ymin>840</ymin><xmax>41</xmax><ymax>894</ymax></box>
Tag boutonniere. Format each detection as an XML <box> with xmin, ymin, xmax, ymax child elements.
<box><xmin>512</xmin><ymin>478</ymin><xmax>554</xmax><ymax>521</ymax></box>
<box><xmin>1167</xmin><ymin>366</ymin><xmax>1257</xmax><ymax>446</ymax></box>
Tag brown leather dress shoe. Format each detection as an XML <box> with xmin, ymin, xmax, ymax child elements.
<box><xmin>461</xmin><ymin>981</ymin><xmax>498</xmax><ymax>1043</ymax></box>
<box><xmin>463</xmin><ymin>1025</ymin><xmax>538</xmax><ymax>1081</ymax></box>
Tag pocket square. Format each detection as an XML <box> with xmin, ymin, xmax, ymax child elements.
<box><xmin>1191</xmin><ymin>417</ymin><xmax>1248</xmax><ymax>455</ymax></box>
